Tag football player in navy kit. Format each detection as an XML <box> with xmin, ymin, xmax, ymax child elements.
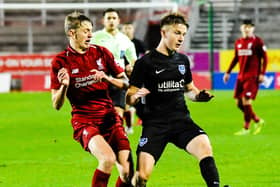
<box><xmin>126</xmin><ymin>13</ymin><xmax>220</xmax><ymax>187</ymax></box>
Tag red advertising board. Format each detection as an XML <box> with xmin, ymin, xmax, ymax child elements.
<box><xmin>21</xmin><ymin>74</ymin><xmax>50</xmax><ymax>92</ymax></box>
<box><xmin>192</xmin><ymin>72</ymin><xmax>211</xmax><ymax>90</ymax></box>
<box><xmin>0</xmin><ymin>54</ymin><xmax>54</xmax><ymax>74</ymax></box>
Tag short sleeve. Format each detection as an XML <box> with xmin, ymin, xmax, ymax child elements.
<box><xmin>184</xmin><ymin>55</ymin><xmax>193</xmax><ymax>84</ymax></box>
<box><xmin>125</xmin><ymin>40</ymin><xmax>137</xmax><ymax>64</ymax></box>
<box><xmin>50</xmin><ymin>56</ymin><xmax>64</xmax><ymax>90</ymax></box>
<box><xmin>129</xmin><ymin>58</ymin><xmax>145</xmax><ymax>88</ymax></box>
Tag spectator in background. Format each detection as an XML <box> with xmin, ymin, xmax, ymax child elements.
<box><xmin>91</xmin><ymin>8</ymin><xmax>137</xmax><ymax>135</ymax></box>
<box><xmin>126</xmin><ymin>12</ymin><xmax>220</xmax><ymax>187</ymax></box>
<box><xmin>122</xmin><ymin>22</ymin><xmax>147</xmax><ymax>58</ymax></box>
<box><xmin>223</xmin><ymin>19</ymin><xmax>267</xmax><ymax>135</ymax></box>
<box><xmin>122</xmin><ymin>22</ymin><xmax>148</xmax><ymax>133</ymax></box>
<box><xmin>50</xmin><ymin>11</ymin><xmax>134</xmax><ymax>187</ymax></box>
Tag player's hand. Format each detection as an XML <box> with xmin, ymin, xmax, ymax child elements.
<box><xmin>57</xmin><ymin>68</ymin><xmax>70</xmax><ymax>86</ymax></box>
<box><xmin>90</xmin><ymin>69</ymin><xmax>108</xmax><ymax>82</ymax></box>
<box><xmin>223</xmin><ymin>73</ymin><xmax>230</xmax><ymax>83</ymax></box>
<box><xmin>131</xmin><ymin>87</ymin><xmax>150</xmax><ymax>104</ymax></box>
<box><xmin>258</xmin><ymin>74</ymin><xmax>265</xmax><ymax>83</ymax></box>
<box><xmin>195</xmin><ymin>90</ymin><xmax>214</xmax><ymax>102</ymax></box>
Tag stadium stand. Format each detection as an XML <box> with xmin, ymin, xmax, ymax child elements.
<box><xmin>190</xmin><ymin>0</ymin><xmax>280</xmax><ymax>50</ymax></box>
<box><xmin>0</xmin><ymin>0</ymin><xmax>279</xmax><ymax>52</ymax></box>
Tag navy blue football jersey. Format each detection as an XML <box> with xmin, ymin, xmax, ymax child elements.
<box><xmin>130</xmin><ymin>49</ymin><xmax>193</xmax><ymax>120</ymax></box>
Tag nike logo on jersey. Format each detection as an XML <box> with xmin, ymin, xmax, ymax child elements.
<box><xmin>155</xmin><ymin>69</ymin><xmax>166</xmax><ymax>74</ymax></box>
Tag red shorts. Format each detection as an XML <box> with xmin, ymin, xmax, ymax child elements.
<box><xmin>234</xmin><ymin>77</ymin><xmax>259</xmax><ymax>100</ymax></box>
<box><xmin>71</xmin><ymin>113</ymin><xmax>130</xmax><ymax>153</ymax></box>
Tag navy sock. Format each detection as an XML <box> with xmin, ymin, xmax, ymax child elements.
<box><xmin>199</xmin><ymin>156</ymin><xmax>220</xmax><ymax>187</ymax></box>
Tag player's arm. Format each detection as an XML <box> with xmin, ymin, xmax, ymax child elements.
<box><xmin>185</xmin><ymin>81</ymin><xmax>214</xmax><ymax>102</ymax></box>
<box><xmin>223</xmin><ymin>45</ymin><xmax>238</xmax><ymax>83</ymax></box>
<box><xmin>91</xmin><ymin>69</ymin><xmax>129</xmax><ymax>90</ymax></box>
<box><xmin>259</xmin><ymin>41</ymin><xmax>268</xmax><ymax>83</ymax></box>
<box><xmin>51</xmin><ymin>68</ymin><xmax>69</xmax><ymax>110</ymax></box>
<box><xmin>126</xmin><ymin>85</ymin><xmax>150</xmax><ymax>105</ymax></box>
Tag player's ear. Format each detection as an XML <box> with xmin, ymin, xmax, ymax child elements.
<box><xmin>68</xmin><ymin>29</ymin><xmax>75</xmax><ymax>37</ymax></box>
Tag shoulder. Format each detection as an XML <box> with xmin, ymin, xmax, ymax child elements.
<box><xmin>93</xmin><ymin>30</ymin><xmax>105</xmax><ymax>36</ymax></box>
<box><xmin>176</xmin><ymin>52</ymin><xmax>190</xmax><ymax>64</ymax></box>
<box><xmin>89</xmin><ymin>44</ymin><xmax>113</xmax><ymax>57</ymax></box>
<box><xmin>117</xmin><ymin>32</ymin><xmax>134</xmax><ymax>44</ymax></box>
<box><xmin>52</xmin><ymin>50</ymin><xmax>67</xmax><ymax>66</ymax></box>
<box><xmin>254</xmin><ymin>35</ymin><xmax>265</xmax><ymax>44</ymax></box>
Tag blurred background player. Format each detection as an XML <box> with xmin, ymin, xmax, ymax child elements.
<box><xmin>122</xmin><ymin>22</ymin><xmax>148</xmax><ymax>133</ymax></box>
<box><xmin>122</xmin><ymin>22</ymin><xmax>147</xmax><ymax>58</ymax></box>
<box><xmin>91</xmin><ymin>8</ymin><xmax>137</xmax><ymax>135</ymax></box>
<box><xmin>50</xmin><ymin>11</ymin><xmax>134</xmax><ymax>187</ymax></box>
<box><xmin>126</xmin><ymin>12</ymin><xmax>220</xmax><ymax>187</ymax></box>
<box><xmin>223</xmin><ymin>19</ymin><xmax>267</xmax><ymax>135</ymax></box>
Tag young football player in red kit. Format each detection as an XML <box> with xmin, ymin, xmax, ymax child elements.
<box><xmin>223</xmin><ymin>19</ymin><xmax>268</xmax><ymax>135</ymax></box>
<box><xmin>50</xmin><ymin>11</ymin><xmax>134</xmax><ymax>187</ymax></box>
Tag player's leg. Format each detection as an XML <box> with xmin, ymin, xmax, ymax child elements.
<box><xmin>88</xmin><ymin>135</ymin><xmax>116</xmax><ymax>187</ymax></box>
<box><xmin>186</xmin><ymin>134</ymin><xmax>220</xmax><ymax>187</ymax></box>
<box><xmin>134</xmin><ymin>152</ymin><xmax>155</xmax><ymax>187</ymax></box>
<box><xmin>123</xmin><ymin>105</ymin><xmax>134</xmax><ymax>134</ymax></box>
<box><xmin>240</xmin><ymin>78</ymin><xmax>264</xmax><ymax>134</ymax></box>
<box><xmin>133</xmin><ymin>123</ymin><xmax>167</xmax><ymax>187</ymax></box>
<box><xmin>115</xmin><ymin>150</ymin><xmax>134</xmax><ymax>187</ymax></box>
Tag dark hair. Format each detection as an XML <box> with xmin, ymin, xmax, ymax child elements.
<box><xmin>242</xmin><ymin>19</ymin><xmax>254</xmax><ymax>26</ymax></box>
<box><xmin>64</xmin><ymin>11</ymin><xmax>92</xmax><ymax>35</ymax></box>
<box><xmin>160</xmin><ymin>12</ymin><xmax>189</xmax><ymax>29</ymax></box>
<box><xmin>103</xmin><ymin>8</ymin><xmax>120</xmax><ymax>16</ymax></box>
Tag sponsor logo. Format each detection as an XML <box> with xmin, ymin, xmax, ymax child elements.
<box><xmin>158</xmin><ymin>79</ymin><xmax>184</xmax><ymax>92</ymax></box>
<box><xmin>238</xmin><ymin>49</ymin><xmax>252</xmax><ymax>56</ymax></box>
<box><xmin>74</xmin><ymin>74</ymin><xmax>99</xmax><ymax>88</ymax></box>
<box><xmin>139</xmin><ymin>137</ymin><xmax>148</xmax><ymax>147</ymax></box>
<box><xmin>155</xmin><ymin>69</ymin><xmax>166</xmax><ymax>74</ymax></box>
<box><xmin>261</xmin><ymin>75</ymin><xmax>274</xmax><ymax>88</ymax></box>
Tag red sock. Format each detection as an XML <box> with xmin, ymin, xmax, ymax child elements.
<box><xmin>115</xmin><ymin>176</ymin><xmax>130</xmax><ymax>187</ymax></box>
<box><xmin>243</xmin><ymin>105</ymin><xmax>252</xmax><ymax>129</ymax></box>
<box><xmin>124</xmin><ymin>111</ymin><xmax>132</xmax><ymax>128</ymax></box>
<box><xmin>92</xmin><ymin>169</ymin><xmax>110</xmax><ymax>187</ymax></box>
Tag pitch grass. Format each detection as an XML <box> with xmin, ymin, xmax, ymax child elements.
<box><xmin>0</xmin><ymin>90</ymin><xmax>279</xmax><ymax>187</ymax></box>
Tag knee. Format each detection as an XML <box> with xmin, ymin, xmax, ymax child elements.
<box><xmin>200</xmin><ymin>141</ymin><xmax>213</xmax><ymax>156</ymax></box>
<box><xmin>138</xmin><ymin>169</ymin><xmax>151</xmax><ymax>181</ymax></box>
<box><xmin>99</xmin><ymin>154</ymin><xmax>116</xmax><ymax>170</ymax></box>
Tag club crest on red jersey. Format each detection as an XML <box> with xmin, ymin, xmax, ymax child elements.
<box><xmin>178</xmin><ymin>65</ymin><xmax>185</xmax><ymax>75</ymax></box>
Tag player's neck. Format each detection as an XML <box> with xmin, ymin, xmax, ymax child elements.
<box><xmin>106</xmin><ymin>28</ymin><xmax>118</xmax><ymax>36</ymax></box>
<box><xmin>156</xmin><ymin>43</ymin><xmax>175</xmax><ymax>57</ymax></box>
<box><xmin>69</xmin><ymin>42</ymin><xmax>87</xmax><ymax>54</ymax></box>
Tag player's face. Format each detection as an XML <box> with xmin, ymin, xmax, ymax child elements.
<box><xmin>122</xmin><ymin>24</ymin><xmax>134</xmax><ymax>39</ymax></box>
<box><xmin>103</xmin><ymin>11</ymin><xmax>120</xmax><ymax>32</ymax></box>
<box><xmin>70</xmin><ymin>21</ymin><xmax>93</xmax><ymax>52</ymax></box>
<box><xmin>240</xmin><ymin>24</ymin><xmax>255</xmax><ymax>38</ymax></box>
<box><xmin>162</xmin><ymin>23</ymin><xmax>187</xmax><ymax>51</ymax></box>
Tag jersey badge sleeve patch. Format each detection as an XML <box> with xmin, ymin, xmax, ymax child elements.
<box><xmin>178</xmin><ymin>65</ymin><xmax>185</xmax><ymax>75</ymax></box>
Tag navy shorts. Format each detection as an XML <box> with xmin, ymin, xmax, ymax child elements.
<box><xmin>109</xmin><ymin>85</ymin><xmax>126</xmax><ymax>109</ymax></box>
<box><xmin>137</xmin><ymin>117</ymin><xmax>206</xmax><ymax>163</ymax></box>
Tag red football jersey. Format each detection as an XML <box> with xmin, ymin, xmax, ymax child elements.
<box><xmin>50</xmin><ymin>45</ymin><xmax>123</xmax><ymax>120</ymax></box>
<box><xmin>227</xmin><ymin>35</ymin><xmax>268</xmax><ymax>80</ymax></box>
